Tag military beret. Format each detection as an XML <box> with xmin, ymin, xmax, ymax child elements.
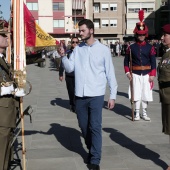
<box><xmin>162</xmin><ymin>24</ymin><xmax>170</xmax><ymax>34</ymax></box>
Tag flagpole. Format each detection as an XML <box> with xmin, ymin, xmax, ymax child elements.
<box><xmin>13</xmin><ymin>0</ymin><xmax>27</xmax><ymax>169</ymax></box>
<box><xmin>74</xmin><ymin>6</ymin><xmax>76</xmax><ymax>36</ymax></box>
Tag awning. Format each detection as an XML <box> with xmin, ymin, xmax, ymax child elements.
<box><xmin>72</xmin><ymin>0</ymin><xmax>85</xmax><ymax>10</ymax></box>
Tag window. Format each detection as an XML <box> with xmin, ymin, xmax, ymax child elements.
<box><xmin>110</xmin><ymin>4</ymin><xmax>117</xmax><ymax>11</ymax></box>
<box><xmin>110</xmin><ymin>19</ymin><xmax>117</xmax><ymax>27</ymax></box>
<box><xmin>53</xmin><ymin>2</ymin><xmax>64</xmax><ymax>11</ymax></box>
<box><xmin>53</xmin><ymin>20</ymin><xmax>65</xmax><ymax>28</ymax></box>
<box><xmin>94</xmin><ymin>19</ymin><xmax>100</xmax><ymax>28</ymax></box>
<box><xmin>101</xmin><ymin>20</ymin><xmax>109</xmax><ymax>27</ymax></box>
<box><xmin>128</xmin><ymin>8</ymin><xmax>140</xmax><ymax>13</ymax></box>
<box><xmin>94</xmin><ymin>3</ymin><xmax>100</xmax><ymax>13</ymax></box>
<box><xmin>127</xmin><ymin>2</ymin><xmax>155</xmax><ymax>13</ymax></box>
<box><xmin>127</xmin><ymin>19</ymin><xmax>139</xmax><ymax>29</ymax></box>
<box><xmin>101</xmin><ymin>4</ymin><xmax>109</xmax><ymax>11</ymax></box>
<box><xmin>141</xmin><ymin>3</ymin><xmax>155</xmax><ymax>13</ymax></box>
<box><xmin>26</xmin><ymin>3</ymin><xmax>38</xmax><ymax>10</ymax></box>
<box><xmin>147</xmin><ymin>8</ymin><xmax>154</xmax><ymax>12</ymax></box>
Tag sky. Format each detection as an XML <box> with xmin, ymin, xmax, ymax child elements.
<box><xmin>0</xmin><ymin>0</ymin><xmax>10</xmax><ymax>21</ymax></box>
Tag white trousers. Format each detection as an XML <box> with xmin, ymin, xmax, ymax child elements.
<box><xmin>128</xmin><ymin>73</ymin><xmax>153</xmax><ymax>102</ymax></box>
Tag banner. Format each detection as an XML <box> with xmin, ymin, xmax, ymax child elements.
<box><xmin>24</xmin><ymin>4</ymin><xmax>57</xmax><ymax>47</ymax></box>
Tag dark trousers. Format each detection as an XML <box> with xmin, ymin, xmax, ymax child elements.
<box><xmin>55</xmin><ymin>58</ymin><xmax>61</xmax><ymax>70</ymax></box>
<box><xmin>0</xmin><ymin>127</ymin><xmax>13</xmax><ymax>170</ymax></box>
<box><xmin>75</xmin><ymin>95</ymin><xmax>104</xmax><ymax>165</ymax></box>
<box><xmin>65</xmin><ymin>76</ymin><xmax>75</xmax><ymax>107</ymax></box>
<box><xmin>162</xmin><ymin>103</ymin><xmax>170</xmax><ymax>135</ymax></box>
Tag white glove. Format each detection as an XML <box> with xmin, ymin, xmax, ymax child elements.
<box><xmin>1</xmin><ymin>84</ymin><xmax>14</xmax><ymax>96</ymax></box>
<box><xmin>14</xmin><ymin>88</ymin><xmax>26</xmax><ymax>97</ymax></box>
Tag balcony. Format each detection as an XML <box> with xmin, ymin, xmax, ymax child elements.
<box><xmin>126</xmin><ymin>12</ymin><xmax>155</xmax><ymax>19</ymax></box>
<box><xmin>94</xmin><ymin>11</ymin><xmax>119</xmax><ymax>18</ymax></box>
<box><xmin>94</xmin><ymin>27</ymin><xmax>122</xmax><ymax>34</ymax></box>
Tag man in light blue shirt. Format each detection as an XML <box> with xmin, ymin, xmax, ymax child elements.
<box><xmin>59</xmin><ymin>19</ymin><xmax>117</xmax><ymax>170</ymax></box>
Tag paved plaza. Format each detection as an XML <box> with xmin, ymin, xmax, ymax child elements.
<box><xmin>11</xmin><ymin>56</ymin><xmax>170</xmax><ymax>170</ymax></box>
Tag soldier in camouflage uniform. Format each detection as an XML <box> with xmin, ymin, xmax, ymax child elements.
<box><xmin>157</xmin><ymin>24</ymin><xmax>170</xmax><ymax>170</ymax></box>
<box><xmin>158</xmin><ymin>24</ymin><xmax>170</xmax><ymax>135</ymax></box>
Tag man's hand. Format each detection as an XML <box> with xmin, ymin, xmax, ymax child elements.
<box><xmin>59</xmin><ymin>76</ymin><xmax>63</xmax><ymax>82</ymax></box>
<box><xmin>149</xmin><ymin>76</ymin><xmax>154</xmax><ymax>82</ymax></box>
<box><xmin>126</xmin><ymin>73</ymin><xmax>132</xmax><ymax>81</ymax></box>
<box><xmin>107</xmin><ymin>99</ymin><xmax>115</xmax><ymax>110</ymax></box>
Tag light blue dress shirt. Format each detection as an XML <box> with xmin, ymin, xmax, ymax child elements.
<box><xmin>62</xmin><ymin>40</ymin><xmax>118</xmax><ymax>99</ymax></box>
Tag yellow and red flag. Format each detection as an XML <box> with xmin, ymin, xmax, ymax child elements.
<box><xmin>24</xmin><ymin>3</ymin><xmax>58</xmax><ymax>47</ymax></box>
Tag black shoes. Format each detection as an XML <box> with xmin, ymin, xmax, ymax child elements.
<box><xmin>88</xmin><ymin>164</ymin><xmax>100</xmax><ymax>170</ymax></box>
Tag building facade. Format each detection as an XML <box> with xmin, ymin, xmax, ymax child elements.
<box><xmin>24</xmin><ymin>0</ymin><xmax>125</xmax><ymax>43</ymax></box>
<box><xmin>87</xmin><ymin>0</ymin><xmax>126</xmax><ymax>44</ymax></box>
<box><xmin>23</xmin><ymin>0</ymin><xmax>170</xmax><ymax>43</ymax></box>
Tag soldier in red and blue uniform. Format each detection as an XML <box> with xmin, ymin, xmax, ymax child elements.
<box><xmin>124</xmin><ymin>10</ymin><xmax>156</xmax><ymax>121</ymax></box>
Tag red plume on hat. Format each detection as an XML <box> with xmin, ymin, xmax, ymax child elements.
<box><xmin>133</xmin><ymin>9</ymin><xmax>148</xmax><ymax>37</ymax></box>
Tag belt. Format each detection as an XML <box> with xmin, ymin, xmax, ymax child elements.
<box><xmin>159</xmin><ymin>81</ymin><xmax>170</xmax><ymax>89</ymax></box>
<box><xmin>132</xmin><ymin>66</ymin><xmax>151</xmax><ymax>71</ymax></box>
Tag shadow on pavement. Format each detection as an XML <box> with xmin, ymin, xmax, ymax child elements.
<box><xmin>153</xmin><ymin>89</ymin><xmax>159</xmax><ymax>93</ymax></box>
<box><xmin>50</xmin><ymin>98</ymin><xmax>70</xmax><ymax>110</ymax></box>
<box><xmin>117</xmin><ymin>91</ymin><xmax>128</xmax><ymax>98</ymax></box>
<box><xmin>103</xmin><ymin>102</ymin><xmax>131</xmax><ymax>120</ymax></box>
<box><xmin>103</xmin><ymin>128</ymin><xmax>168</xmax><ymax>170</ymax></box>
<box><xmin>24</xmin><ymin>123</ymin><xmax>88</xmax><ymax>163</ymax></box>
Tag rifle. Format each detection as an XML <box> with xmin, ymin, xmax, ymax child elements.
<box><xmin>129</xmin><ymin>48</ymin><xmax>134</xmax><ymax>121</ymax></box>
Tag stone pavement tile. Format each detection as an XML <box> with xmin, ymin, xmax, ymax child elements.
<box><xmin>123</xmin><ymin>134</ymin><xmax>153</xmax><ymax>145</ymax></box>
<box><xmin>102</xmin><ymin>146</ymin><xmax>117</xmax><ymax>157</ymax></box>
<box><xmin>74</xmin><ymin>157</ymin><xmax>92</xmax><ymax>170</ymax></box>
<box><xmin>34</xmin><ymin>111</ymin><xmax>65</xmax><ymax>121</ymax></box>
<box><xmin>30</xmin><ymin>138</ymin><xmax>68</xmax><ymax>149</ymax></box>
<box><xmin>146</xmin><ymin>134</ymin><xmax>169</xmax><ymax>144</ymax></box>
<box><xmin>123</xmin><ymin>157</ymin><xmax>167</xmax><ymax>169</ymax></box>
<box><xmin>102</xmin><ymin>136</ymin><xmax>115</xmax><ymax>146</ymax></box>
<box><xmin>113</xmin><ymin>145</ymin><xmax>137</xmax><ymax>158</ymax></box>
<box><xmin>27</xmin><ymin>158</ymin><xmax>78</xmax><ymax>170</ymax></box>
<box><xmin>37</xmin><ymin>96</ymin><xmax>60</xmax><ymax>108</ymax></box>
<box><xmin>159</xmin><ymin>144</ymin><xmax>170</xmax><ymax>155</ymax></box>
<box><xmin>24</xmin><ymin>96</ymin><xmax>38</xmax><ymax>106</ymax></box>
<box><xmin>100</xmin><ymin>155</ymin><xmax>127</xmax><ymax>169</ymax></box>
<box><xmin>26</xmin><ymin>148</ymin><xmax>73</xmax><ymax>159</ymax></box>
<box><xmin>11</xmin><ymin>57</ymin><xmax>170</xmax><ymax>170</ymax></box>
